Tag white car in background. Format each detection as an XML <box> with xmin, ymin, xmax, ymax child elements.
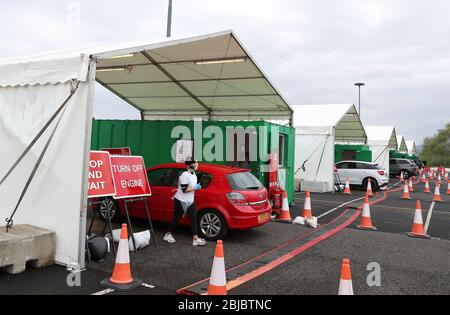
<box><xmin>335</xmin><ymin>161</ymin><xmax>389</xmax><ymax>191</ymax></box>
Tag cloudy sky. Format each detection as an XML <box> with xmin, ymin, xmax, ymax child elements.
<box><xmin>1</xmin><ymin>0</ymin><xmax>449</xmax><ymax>144</ymax></box>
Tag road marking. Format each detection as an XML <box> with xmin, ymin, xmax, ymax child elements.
<box><xmin>91</xmin><ymin>289</ymin><xmax>115</xmax><ymax>295</ymax></box>
<box><xmin>317</xmin><ymin>196</ymin><xmax>365</xmax><ymax>219</ymax></box>
<box><xmin>424</xmin><ymin>202</ymin><xmax>435</xmax><ymax>234</ymax></box>
<box><xmin>142</xmin><ymin>283</ymin><xmax>155</xmax><ymax>289</ymax></box>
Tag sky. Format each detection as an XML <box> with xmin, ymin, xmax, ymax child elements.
<box><xmin>1</xmin><ymin>0</ymin><xmax>449</xmax><ymax>145</ymax></box>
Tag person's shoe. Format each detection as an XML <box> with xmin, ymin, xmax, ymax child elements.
<box><xmin>193</xmin><ymin>238</ymin><xmax>206</xmax><ymax>247</ymax></box>
<box><xmin>163</xmin><ymin>233</ymin><xmax>176</xmax><ymax>243</ymax></box>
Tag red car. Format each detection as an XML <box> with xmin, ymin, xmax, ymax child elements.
<box><xmin>99</xmin><ymin>163</ymin><xmax>272</xmax><ymax>240</ymax></box>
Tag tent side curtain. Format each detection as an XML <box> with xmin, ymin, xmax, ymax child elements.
<box><xmin>0</xmin><ymin>54</ymin><xmax>90</xmax><ymax>87</ymax></box>
<box><xmin>0</xmin><ymin>57</ymin><xmax>93</xmax><ymax>266</ymax></box>
<box><xmin>93</xmin><ymin>31</ymin><xmax>292</xmax><ymax>122</ymax></box>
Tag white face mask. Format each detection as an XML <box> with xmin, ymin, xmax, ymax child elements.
<box><xmin>188</xmin><ymin>163</ymin><xmax>198</xmax><ymax>173</ymax></box>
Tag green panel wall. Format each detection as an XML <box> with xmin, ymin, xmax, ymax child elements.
<box><xmin>390</xmin><ymin>150</ymin><xmax>417</xmax><ymax>160</ymax></box>
<box><xmin>91</xmin><ymin>119</ymin><xmax>296</xmax><ymax>203</ymax></box>
<box><xmin>335</xmin><ymin>144</ymin><xmax>372</xmax><ymax>163</ymax></box>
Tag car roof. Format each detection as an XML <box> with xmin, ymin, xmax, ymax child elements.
<box><xmin>147</xmin><ymin>162</ymin><xmax>250</xmax><ymax>174</ymax></box>
<box><xmin>337</xmin><ymin>160</ymin><xmax>375</xmax><ymax>165</ymax></box>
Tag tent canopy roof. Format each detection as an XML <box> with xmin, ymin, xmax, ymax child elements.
<box><xmin>293</xmin><ymin>104</ymin><xmax>367</xmax><ymax>144</ymax></box>
<box><xmin>405</xmin><ymin>140</ymin><xmax>417</xmax><ymax>155</ymax></box>
<box><xmin>365</xmin><ymin>126</ymin><xmax>398</xmax><ymax>148</ymax></box>
<box><xmin>0</xmin><ymin>31</ymin><xmax>292</xmax><ymax>122</ymax></box>
<box><xmin>396</xmin><ymin>135</ymin><xmax>408</xmax><ymax>153</ymax></box>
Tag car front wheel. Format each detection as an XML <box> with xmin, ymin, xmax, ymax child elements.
<box><xmin>198</xmin><ymin>209</ymin><xmax>228</xmax><ymax>241</ymax></box>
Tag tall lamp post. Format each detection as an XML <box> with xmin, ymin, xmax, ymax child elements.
<box><xmin>354</xmin><ymin>82</ymin><xmax>365</xmax><ymax>118</ymax></box>
<box><xmin>167</xmin><ymin>0</ymin><xmax>173</xmax><ymax>38</ymax></box>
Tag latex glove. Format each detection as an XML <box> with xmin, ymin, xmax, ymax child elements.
<box><xmin>195</xmin><ymin>184</ymin><xmax>202</xmax><ymax>190</ymax></box>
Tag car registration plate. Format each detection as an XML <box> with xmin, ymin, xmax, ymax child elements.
<box><xmin>258</xmin><ymin>213</ymin><xmax>269</xmax><ymax>223</ymax></box>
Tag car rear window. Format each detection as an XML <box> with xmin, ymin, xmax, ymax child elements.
<box><xmin>356</xmin><ymin>163</ymin><xmax>379</xmax><ymax>170</ymax></box>
<box><xmin>227</xmin><ymin>172</ymin><xmax>263</xmax><ymax>190</ymax></box>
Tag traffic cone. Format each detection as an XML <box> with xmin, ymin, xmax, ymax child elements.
<box><xmin>437</xmin><ymin>174</ymin><xmax>442</xmax><ymax>185</ymax></box>
<box><xmin>208</xmin><ymin>240</ymin><xmax>227</xmax><ymax>295</ymax></box>
<box><xmin>343</xmin><ymin>177</ymin><xmax>352</xmax><ymax>195</ymax></box>
<box><xmin>408</xmin><ymin>179</ymin><xmax>414</xmax><ymax>192</ymax></box>
<box><xmin>401</xmin><ymin>181</ymin><xmax>412</xmax><ymax>200</ymax></box>
<box><xmin>303</xmin><ymin>191</ymin><xmax>313</xmax><ymax>218</ymax></box>
<box><xmin>433</xmin><ymin>184</ymin><xmax>443</xmax><ymax>202</ymax></box>
<box><xmin>445</xmin><ymin>172</ymin><xmax>449</xmax><ymax>181</ymax></box>
<box><xmin>356</xmin><ymin>195</ymin><xmax>377</xmax><ymax>231</ymax></box>
<box><xmin>338</xmin><ymin>259</ymin><xmax>354</xmax><ymax>295</ymax></box>
<box><xmin>366</xmin><ymin>178</ymin><xmax>374</xmax><ymax>197</ymax></box>
<box><xmin>400</xmin><ymin>172</ymin><xmax>404</xmax><ymax>182</ymax></box>
<box><xmin>278</xmin><ymin>190</ymin><xmax>292</xmax><ymax>221</ymax></box>
<box><xmin>407</xmin><ymin>201</ymin><xmax>430</xmax><ymax>239</ymax></box>
<box><xmin>101</xmin><ymin>224</ymin><xmax>142</xmax><ymax>291</ymax></box>
<box><xmin>421</xmin><ymin>174</ymin><xmax>427</xmax><ymax>183</ymax></box>
<box><xmin>446</xmin><ymin>180</ymin><xmax>450</xmax><ymax>195</ymax></box>
<box><xmin>424</xmin><ymin>179</ymin><xmax>431</xmax><ymax>193</ymax></box>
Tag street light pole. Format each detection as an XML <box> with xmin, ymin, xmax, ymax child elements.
<box><xmin>167</xmin><ymin>0</ymin><xmax>173</xmax><ymax>38</ymax></box>
<box><xmin>354</xmin><ymin>82</ymin><xmax>365</xmax><ymax>118</ymax></box>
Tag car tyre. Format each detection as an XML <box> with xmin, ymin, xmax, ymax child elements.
<box><xmin>98</xmin><ymin>198</ymin><xmax>120</xmax><ymax>222</ymax></box>
<box><xmin>401</xmin><ymin>170</ymin><xmax>411</xmax><ymax>179</ymax></box>
<box><xmin>198</xmin><ymin>209</ymin><xmax>228</xmax><ymax>241</ymax></box>
<box><xmin>363</xmin><ymin>177</ymin><xmax>379</xmax><ymax>191</ymax></box>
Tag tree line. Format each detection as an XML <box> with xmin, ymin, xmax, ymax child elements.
<box><xmin>420</xmin><ymin>123</ymin><xmax>450</xmax><ymax>167</ymax></box>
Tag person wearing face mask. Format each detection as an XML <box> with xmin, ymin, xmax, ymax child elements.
<box><xmin>163</xmin><ymin>157</ymin><xmax>206</xmax><ymax>247</ymax></box>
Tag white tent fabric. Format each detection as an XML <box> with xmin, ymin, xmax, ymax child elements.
<box><xmin>0</xmin><ymin>65</ymin><xmax>94</xmax><ymax>266</ymax></box>
<box><xmin>293</xmin><ymin>104</ymin><xmax>367</xmax><ymax>192</ymax></box>
<box><xmin>397</xmin><ymin>135</ymin><xmax>408</xmax><ymax>153</ymax></box>
<box><xmin>405</xmin><ymin>141</ymin><xmax>417</xmax><ymax>156</ymax></box>
<box><xmin>365</xmin><ymin>126</ymin><xmax>398</xmax><ymax>177</ymax></box>
<box><xmin>0</xmin><ymin>31</ymin><xmax>290</xmax><ymax>267</ymax></box>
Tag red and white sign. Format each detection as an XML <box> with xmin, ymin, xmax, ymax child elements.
<box><xmin>88</xmin><ymin>151</ymin><xmax>116</xmax><ymax>198</ymax></box>
<box><xmin>102</xmin><ymin>147</ymin><xmax>131</xmax><ymax>156</ymax></box>
<box><xmin>111</xmin><ymin>156</ymin><xmax>152</xmax><ymax>200</ymax></box>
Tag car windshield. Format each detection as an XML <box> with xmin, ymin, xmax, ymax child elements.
<box><xmin>227</xmin><ymin>172</ymin><xmax>263</xmax><ymax>190</ymax></box>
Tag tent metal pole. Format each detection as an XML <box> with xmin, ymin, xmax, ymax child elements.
<box><xmin>167</xmin><ymin>0</ymin><xmax>173</xmax><ymax>38</ymax></box>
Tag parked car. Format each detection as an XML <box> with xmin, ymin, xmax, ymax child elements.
<box><xmin>335</xmin><ymin>161</ymin><xmax>389</xmax><ymax>191</ymax></box>
<box><xmin>389</xmin><ymin>158</ymin><xmax>420</xmax><ymax>179</ymax></box>
<box><xmin>99</xmin><ymin>163</ymin><xmax>272</xmax><ymax>240</ymax></box>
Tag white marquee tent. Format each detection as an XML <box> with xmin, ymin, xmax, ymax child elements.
<box><xmin>365</xmin><ymin>126</ymin><xmax>398</xmax><ymax>177</ymax></box>
<box><xmin>0</xmin><ymin>31</ymin><xmax>293</xmax><ymax>268</ymax></box>
<box><xmin>405</xmin><ymin>141</ymin><xmax>417</xmax><ymax>156</ymax></box>
<box><xmin>396</xmin><ymin>135</ymin><xmax>408</xmax><ymax>154</ymax></box>
<box><xmin>293</xmin><ymin>104</ymin><xmax>367</xmax><ymax>193</ymax></box>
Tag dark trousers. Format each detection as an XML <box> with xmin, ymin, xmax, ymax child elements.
<box><xmin>168</xmin><ymin>198</ymin><xmax>198</xmax><ymax>236</ymax></box>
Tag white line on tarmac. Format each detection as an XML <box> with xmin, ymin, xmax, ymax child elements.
<box><xmin>91</xmin><ymin>283</ymin><xmax>154</xmax><ymax>295</ymax></box>
<box><xmin>317</xmin><ymin>196</ymin><xmax>365</xmax><ymax>219</ymax></box>
<box><xmin>424</xmin><ymin>201</ymin><xmax>435</xmax><ymax>234</ymax></box>
<box><xmin>91</xmin><ymin>289</ymin><xmax>115</xmax><ymax>296</ymax></box>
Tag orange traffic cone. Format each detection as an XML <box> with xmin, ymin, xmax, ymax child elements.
<box><xmin>343</xmin><ymin>177</ymin><xmax>352</xmax><ymax>195</ymax></box>
<box><xmin>338</xmin><ymin>259</ymin><xmax>354</xmax><ymax>295</ymax></box>
<box><xmin>437</xmin><ymin>174</ymin><xmax>442</xmax><ymax>185</ymax></box>
<box><xmin>278</xmin><ymin>190</ymin><xmax>292</xmax><ymax>221</ymax></box>
<box><xmin>407</xmin><ymin>201</ymin><xmax>430</xmax><ymax>239</ymax></box>
<box><xmin>208</xmin><ymin>240</ymin><xmax>227</xmax><ymax>295</ymax></box>
<box><xmin>446</xmin><ymin>180</ymin><xmax>450</xmax><ymax>195</ymax></box>
<box><xmin>303</xmin><ymin>191</ymin><xmax>313</xmax><ymax>218</ymax></box>
<box><xmin>433</xmin><ymin>184</ymin><xmax>443</xmax><ymax>202</ymax></box>
<box><xmin>366</xmin><ymin>178</ymin><xmax>374</xmax><ymax>197</ymax></box>
<box><xmin>400</xmin><ymin>172</ymin><xmax>404</xmax><ymax>182</ymax></box>
<box><xmin>401</xmin><ymin>181</ymin><xmax>412</xmax><ymax>200</ymax></box>
<box><xmin>424</xmin><ymin>180</ymin><xmax>431</xmax><ymax>193</ymax></box>
<box><xmin>356</xmin><ymin>195</ymin><xmax>378</xmax><ymax>231</ymax></box>
<box><xmin>421</xmin><ymin>174</ymin><xmax>427</xmax><ymax>183</ymax></box>
<box><xmin>408</xmin><ymin>179</ymin><xmax>414</xmax><ymax>192</ymax></box>
<box><xmin>101</xmin><ymin>224</ymin><xmax>142</xmax><ymax>291</ymax></box>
